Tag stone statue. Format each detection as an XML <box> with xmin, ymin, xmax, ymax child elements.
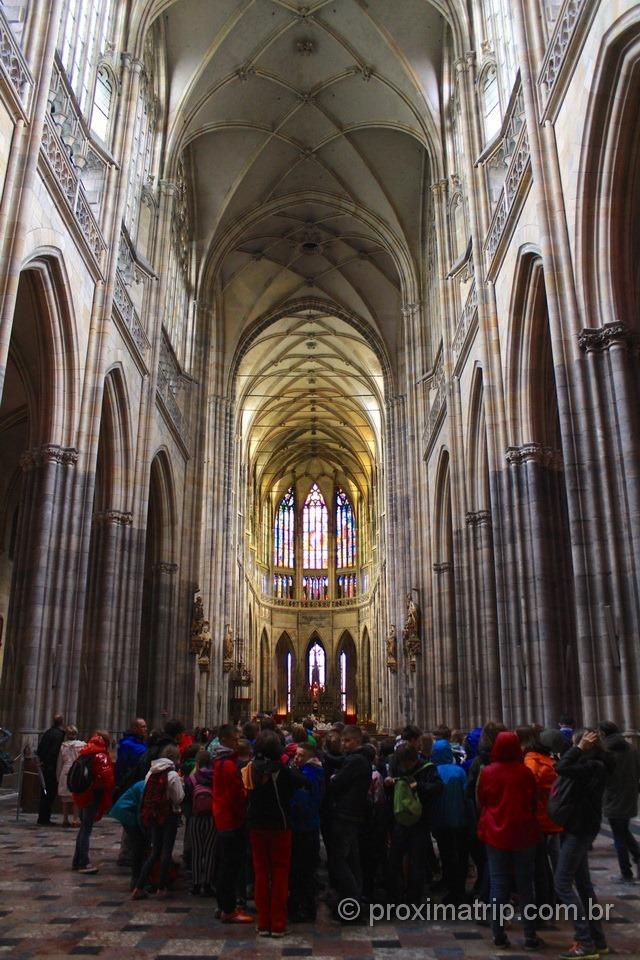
<box><xmin>386</xmin><ymin>624</ymin><xmax>398</xmax><ymax>673</ymax></box>
<box><xmin>190</xmin><ymin>593</ymin><xmax>211</xmax><ymax>671</ymax></box>
<box><xmin>403</xmin><ymin>590</ymin><xmax>421</xmax><ymax>663</ymax></box>
<box><xmin>222</xmin><ymin>623</ymin><xmax>234</xmax><ymax>673</ymax></box>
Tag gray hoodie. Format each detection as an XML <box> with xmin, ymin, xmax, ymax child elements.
<box><xmin>145</xmin><ymin>757</ymin><xmax>184</xmax><ymax>812</ymax></box>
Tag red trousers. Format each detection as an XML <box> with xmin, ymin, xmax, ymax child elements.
<box><xmin>250</xmin><ymin>828</ymin><xmax>292</xmax><ymax>933</ymax></box>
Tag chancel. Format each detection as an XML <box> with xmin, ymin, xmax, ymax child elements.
<box><xmin>0</xmin><ymin>0</ymin><xmax>638</xmax><ymax>740</ymax></box>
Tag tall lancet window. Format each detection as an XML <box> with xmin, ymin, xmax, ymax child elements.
<box><xmin>303</xmin><ymin>483</ymin><xmax>328</xmax><ymax>568</ymax></box>
<box><xmin>308</xmin><ymin>641</ymin><xmax>326</xmax><ymax>690</ymax></box>
<box><xmin>336</xmin><ymin>488</ymin><xmax>356</xmax><ymax>568</ymax></box>
<box><xmin>274</xmin><ymin>487</ymin><xmax>295</xmax><ymax>568</ymax></box>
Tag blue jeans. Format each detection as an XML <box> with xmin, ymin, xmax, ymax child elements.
<box><xmin>486</xmin><ymin>844</ymin><xmax>537</xmax><ymax>940</ymax></box>
<box><xmin>553</xmin><ymin>832</ymin><xmax>605</xmax><ymax>948</ymax></box>
<box><xmin>72</xmin><ymin>802</ymin><xmax>98</xmax><ymax>869</ymax></box>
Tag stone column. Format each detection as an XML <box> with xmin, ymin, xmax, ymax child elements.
<box><xmin>465</xmin><ymin>510</ymin><xmax>501</xmax><ymax>720</ymax></box>
<box><xmin>0</xmin><ymin>443</ymin><xmax>78</xmax><ymax>739</ymax></box>
<box><xmin>432</xmin><ymin>561</ymin><xmax>458</xmax><ymax>726</ymax></box>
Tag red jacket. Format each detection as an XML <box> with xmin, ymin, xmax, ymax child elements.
<box><xmin>477</xmin><ymin>732</ymin><xmax>540</xmax><ymax>850</ymax></box>
<box><xmin>211</xmin><ymin>749</ymin><xmax>246</xmax><ymax>830</ymax></box>
<box><xmin>524</xmin><ymin>750</ymin><xmax>563</xmax><ymax>834</ymax></box>
<box><xmin>72</xmin><ymin>735</ymin><xmax>115</xmax><ymax>821</ymax></box>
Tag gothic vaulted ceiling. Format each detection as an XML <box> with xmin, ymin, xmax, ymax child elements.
<box><xmin>142</xmin><ymin>0</ymin><xmax>450</xmax><ymax>488</ymax></box>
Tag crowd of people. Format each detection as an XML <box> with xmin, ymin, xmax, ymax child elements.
<box><xmin>32</xmin><ymin>713</ymin><xmax>640</xmax><ymax>959</ymax></box>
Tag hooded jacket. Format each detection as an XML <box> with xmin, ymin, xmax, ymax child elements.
<box><xmin>328</xmin><ymin>746</ymin><xmax>372</xmax><ymax>823</ymax></box>
<box><xmin>211</xmin><ymin>744</ymin><xmax>246</xmax><ymax>830</ymax></box>
<box><xmin>601</xmin><ymin>734</ymin><xmax>640</xmax><ymax>820</ymax></box>
<box><xmin>290</xmin><ymin>758</ymin><xmax>325</xmax><ymax>832</ymax></box>
<box><xmin>72</xmin><ymin>734</ymin><xmax>115</xmax><ymax>820</ymax></box>
<box><xmin>115</xmin><ymin>733</ymin><xmax>147</xmax><ymax>785</ymax></box>
<box><xmin>553</xmin><ymin>743</ymin><xmax>615</xmax><ymax>836</ymax></box>
<box><xmin>463</xmin><ymin>727</ymin><xmax>482</xmax><ymax>773</ymax></box>
<box><xmin>430</xmin><ymin>739</ymin><xmax>469</xmax><ymax>830</ymax></box>
<box><xmin>477</xmin><ymin>732</ymin><xmax>540</xmax><ymax>850</ymax></box>
<box><xmin>184</xmin><ymin>765</ymin><xmax>213</xmax><ymax>803</ymax></box>
<box><xmin>145</xmin><ymin>757</ymin><xmax>184</xmax><ymax>813</ymax></box>
<box><xmin>245</xmin><ymin>754</ymin><xmax>308</xmax><ymax>830</ymax></box>
<box><xmin>523</xmin><ymin>750</ymin><xmax>563</xmax><ymax>834</ymax></box>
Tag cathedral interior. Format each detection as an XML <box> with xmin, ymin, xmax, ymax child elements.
<box><xmin>0</xmin><ymin>0</ymin><xmax>639</xmax><ymax>740</ymax></box>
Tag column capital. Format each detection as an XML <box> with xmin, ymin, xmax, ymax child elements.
<box><xmin>20</xmin><ymin>444</ymin><xmax>79</xmax><ymax>472</ymax></box>
<box><xmin>153</xmin><ymin>561</ymin><xmax>179</xmax><ymax>575</ymax></box>
<box><xmin>578</xmin><ymin>321</ymin><xmax>633</xmax><ymax>353</ymax></box>
<box><xmin>430</xmin><ymin>178</ymin><xmax>448</xmax><ymax>197</ymax></box>
<box><xmin>465</xmin><ymin>509</ymin><xmax>492</xmax><ymax>527</ymax></box>
<box><xmin>505</xmin><ymin>442</ymin><xmax>562</xmax><ymax>469</ymax></box>
<box><xmin>93</xmin><ymin>509</ymin><xmax>133</xmax><ymax>526</ymax></box>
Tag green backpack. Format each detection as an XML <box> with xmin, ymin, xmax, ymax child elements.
<box><xmin>393</xmin><ymin>762</ymin><xmax>432</xmax><ymax>826</ymax></box>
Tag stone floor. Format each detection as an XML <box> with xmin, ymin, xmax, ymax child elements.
<box><xmin>0</xmin><ymin>805</ymin><xmax>639</xmax><ymax>960</ymax></box>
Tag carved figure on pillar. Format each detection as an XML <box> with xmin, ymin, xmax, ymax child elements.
<box><xmin>190</xmin><ymin>593</ymin><xmax>211</xmax><ymax>672</ymax></box>
<box><xmin>222</xmin><ymin>623</ymin><xmax>234</xmax><ymax>673</ymax></box>
<box><xmin>386</xmin><ymin>624</ymin><xmax>398</xmax><ymax>673</ymax></box>
<box><xmin>403</xmin><ymin>590</ymin><xmax>421</xmax><ymax>669</ymax></box>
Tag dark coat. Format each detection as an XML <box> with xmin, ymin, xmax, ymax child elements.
<box><xmin>36</xmin><ymin>725</ymin><xmax>65</xmax><ymax>772</ymax></box>
<box><xmin>555</xmin><ymin>745</ymin><xmax>615</xmax><ymax>836</ymax></box>
<box><xmin>246</xmin><ymin>756</ymin><xmax>307</xmax><ymax>830</ymax></box>
<box><xmin>328</xmin><ymin>746</ymin><xmax>372</xmax><ymax>823</ymax></box>
<box><xmin>602</xmin><ymin>734</ymin><xmax>640</xmax><ymax>820</ymax></box>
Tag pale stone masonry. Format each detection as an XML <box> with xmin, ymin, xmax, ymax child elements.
<box><xmin>0</xmin><ymin>0</ymin><xmax>638</xmax><ymax>739</ymax></box>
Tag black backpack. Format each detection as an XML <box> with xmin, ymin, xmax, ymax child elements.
<box><xmin>547</xmin><ymin>774</ymin><xmax>575</xmax><ymax>826</ymax></box>
<box><xmin>67</xmin><ymin>754</ymin><xmax>95</xmax><ymax>794</ymax></box>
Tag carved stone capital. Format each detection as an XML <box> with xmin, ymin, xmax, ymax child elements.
<box><xmin>430</xmin><ymin>178</ymin><xmax>448</xmax><ymax>197</ymax></box>
<box><xmin>154</xmin><ymin>561</ymin><xmax>178</xmax><ymax>575</ymax></box>
<box><xmin>506</xmin><ymin>443</ymin><xmax>562</xmax><ymax>469</ymax></box>
<box><xmin>433</xmin><ymin>561</ymin><xmax>453</xmax><ymax>574</ymax></box>
<box><xmin>401</xmin><ymin>301</ymin><xmax>421</xmax><ymax>319</ymax></box>
<box><xmin>93</xmin><ymin>509</ymin><xmax>133</xmax><ymax>526</ymax></box>
<box><xmin>20</xmin><ymin>444</ymin><xmax>79</xmax><ymax>472</ymax></box>
<box><xmin>578</xmin><ymin>322</ymin><xmax>632</xmax><ymax>353</ymax></box>
<box><xmin>466</xmin><ymin>509</ymin><xmax>492</xmax><ymax>527</ymax></box>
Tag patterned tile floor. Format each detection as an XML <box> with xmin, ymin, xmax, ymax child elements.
<box><xmin>0</xmin><ymin>809</ymin><xmax>639</xmax><ymax>960</ymax></box>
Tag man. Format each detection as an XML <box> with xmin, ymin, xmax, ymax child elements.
<box><xmin>36</xmin><ymin>713</ymin><xmax>65</xmax><ymax>825</ymax></box>
<box><xmin>211</xmin><ymin>724</ymin><xmax>253</xmax><ymax>923</ymax></box>
<box><xmin>598</xmin><ymin>721</ymin><xmax>640</xmax><ymax>882</ymax></box>
<box><xmin>554</xmin><ymin>729</ymin><xmax>615</xmax><ymax>959</ymax></box>
<box><xmin>327</xmin><ymin>725</ymin><xmax>371</xmax><ymax>915</ymax></box>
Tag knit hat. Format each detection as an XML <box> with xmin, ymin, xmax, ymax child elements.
<box><xmin>539</xmin><ymin>728</ymin><xmax>569</xmax><ymax>755</ymax></box>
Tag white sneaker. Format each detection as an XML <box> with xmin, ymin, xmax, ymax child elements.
<box><xmin>78</xmin><ymin>865</ymin><xmax>99</xmax><ymax>874</ymax></box>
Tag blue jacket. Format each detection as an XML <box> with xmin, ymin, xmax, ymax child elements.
<box><xmin>115</xmin><ymin>733</ymin><xmax>147</xmax><ymax>784</ymax></box>
<box><xmin>107</xmin><ymin>780</ymin><xmax>145</xmax><ymax>830</ymax></box>
<box><xmin>430</xmin><ymin>740</ymin><xmax>469</xmax><ymax>829</ymax></box>
<box><xmin>290</xmin><ymin>760</ymin><xmax>324</xmax><ymax>832</ymax></box>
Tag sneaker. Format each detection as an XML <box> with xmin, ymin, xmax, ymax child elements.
<box><xmin>558</xmin><ymin>944</ymin><xmax>600</xmax><ymax>959</ymax></box>
<box><xmin>271</xmin><ymin>928</ymin><xmax>289</xmax><ymax>938</ymax></box>
<box><xmin>257</xmin><ymin>929</ymin><xmax>270</xmax><ymax>937</ymax></box>
<box><xmin>78</xmin><ymin>865</ymin><xmax>98</xmax><ymax>874</ymax></box>
<box><xmin>221</xmin><ymin>909</ymin><xmax>254</xmax><ymax>924</ymax></box>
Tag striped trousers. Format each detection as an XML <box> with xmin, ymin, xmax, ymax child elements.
<box><xmin>190</xmin><ymin>815</ymin><xmax>216</xmax><ymax>885</ymax></box>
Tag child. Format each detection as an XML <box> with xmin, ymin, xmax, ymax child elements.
<box><xmin>289</xmin><ymin>742</ymin><xmax>324</xmax><ymax>921</ymax></box>
<box><xmin>131</xmin><ymin>744</ymin><xmax>184</xmax><ymax>899</ymax></box>
<box><xmin>185</xmin><ymin>750</ymin><xmax>215</xmax><ymax>896</ymax></box>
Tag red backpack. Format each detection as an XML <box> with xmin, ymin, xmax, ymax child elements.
<box><xmin>140</xmin><ymin>769</ymin><xmax>172</xmax><ymax>826</ymax></box>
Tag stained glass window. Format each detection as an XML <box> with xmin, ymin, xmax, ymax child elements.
<box><xmin>302</xmin><ymin>575</ymin><xmax>328</xmax><ymax>601</ymax></box>
<box><xmin>303</xmin><ymin>483</ymin><xmax>328</xmax><ymax>568</ymax></box>
<box><xmin>286</xmin><ymin>651</ymin><xmax>292</xmax><ymax>714</ymax></box>
<box><xmin>274</xmin><ymin>574</ymin><xmax>294</xmax><ymax>599</ymax></box>
<box><xmin>337</xmin><ymin>574</ymin><xmax>357</xmax><ymax>599</ymax></box>
<box><xmin>336</xmin><ymin>488</ymin><xmax>356</xmax><ymax>568</ymax></box>
<box><xmin>339</xmin><ymin>650</ymin><xmax>347</xmax><ymax>713</ymax></box>
<box><xmin>308</xmin><ymin>642</ymin><xmax>326</xmax><ymax>689</ymax></box>
<box><xmin>274</xmin><ymin>487</ymin><xmax>295</xmax><ymax>568</ymax></box>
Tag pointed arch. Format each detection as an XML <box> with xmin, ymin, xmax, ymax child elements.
<box><xmin>275</xmin><ymin>631</ymin><xmax>295</xmax><ymax>717</ymax></box>
<box><xmin>361</xmin><ymin>626</ymin><xmax>372</xmax><ymax>720</ymax></box>
<box><xmin>337</xmin><ymin>630</ymin><xmax>357</xmax><ymax>719</ymax></box>
<box><xmin>259</xmin><ymin>627</ymin><xmax>270</xmax><ymax>711</ymax></box>
<box><xmin>306</xmin><ymin>633</ymin><xmax>326</xmax><ymax>691</ymax></box>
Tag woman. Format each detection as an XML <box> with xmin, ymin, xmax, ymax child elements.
<box><xmin>517</xmin><ymin>724</ymin><xmax>563</xmax><ymax>907</ymax></box>
<box><xmin>71</xmin><ymin>731</ymin><xmax>114</xmax><ymax>874</ymax></box>
<box><xmin>184</xmin><ymin>750</ymin><xmax>216</xmax><ymax>896</ymax></box>
<box><xmin>244</xmin><ymin>730</ymin><xmax>307</xmax><ymax>937</ymax></box>
<box><xmin>477</xmin><ymin>731</ymin><xmax>542</xmax><ymax>949</ymax></box>
<box><xmin>56</xmin><ymin>725</ymin><xmax>85</xmax><ymax>827</ymax></box>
